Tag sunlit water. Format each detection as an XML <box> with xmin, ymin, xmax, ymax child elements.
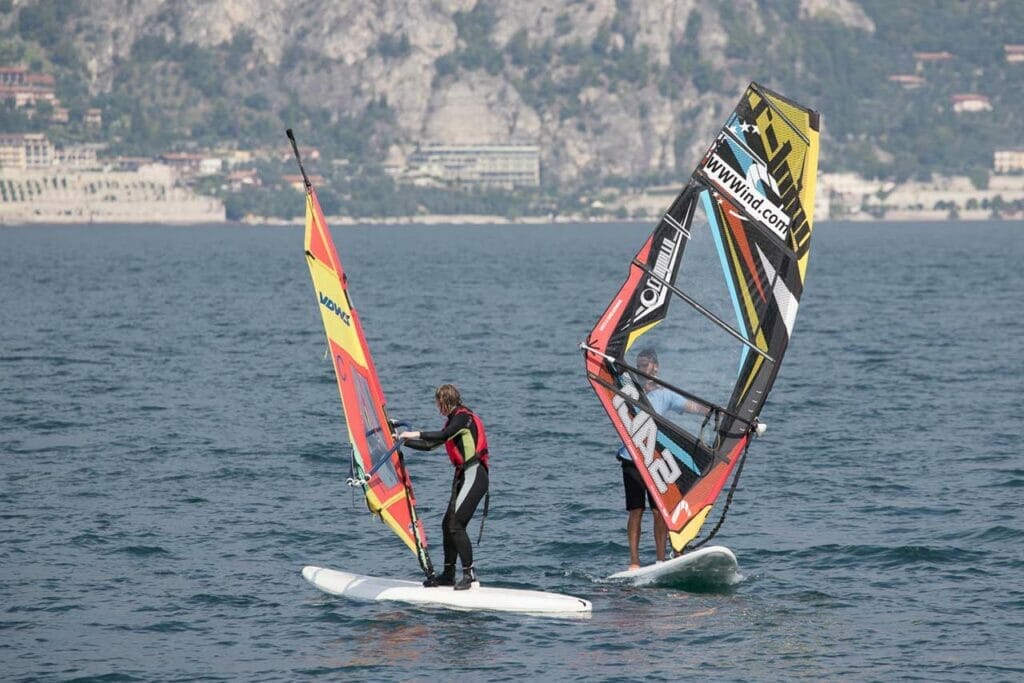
<box><xmin>2</xmin><ymin>221</ymin><xmax>1021</xmax><ymax>681</ymax></box>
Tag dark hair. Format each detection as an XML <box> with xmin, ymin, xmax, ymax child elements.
<box><xmin>636</xmin><ymin>348</ymin><xmax>658</xmax><ymax>365</ymax></box>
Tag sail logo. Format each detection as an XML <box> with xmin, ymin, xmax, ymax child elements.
<box><xmin>319</xmin><ymin>292</ymin><xmax>352</xmax><ymax>326</ymax></box>
<box><xmin>612</xmin><ymin>382</ymin><xmax>682</xmax><ymax>494</ymax></box>
<box><xmin>633</xmin><ymin>233</ymin><xmax>680</xmax><ymax>323</ymax></box>
<box><xmin>702</xmin><ymin>147</ymin><xmax>790</xmax><ymax>240</ymax></box>
<box><xmin>669</xmin><ymin>499</ymin><xmax>690</xmax><ymax>524</ymax></box>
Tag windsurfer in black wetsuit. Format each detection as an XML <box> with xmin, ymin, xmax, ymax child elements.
<box><xmin>398</xmin><ymin>384</ymin><xmax>490</xmax><ymax>590</ymax></box>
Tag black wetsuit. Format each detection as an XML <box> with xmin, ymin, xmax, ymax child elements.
<box><xmin>404</xmin><ymin>407</ymin><xmax>489</xmax><ymax>570</ymax></box>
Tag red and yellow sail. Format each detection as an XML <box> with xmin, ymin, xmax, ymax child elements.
<box><xmin>303</xmin><ymin>184</ymin><xmax>431</xmax><ymax>570</ymax></box>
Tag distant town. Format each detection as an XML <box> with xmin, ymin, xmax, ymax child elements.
<box><xmin>1</xmin><ymin>61</ymin><xmax>1023</xmax><ymax>225</ymax></box>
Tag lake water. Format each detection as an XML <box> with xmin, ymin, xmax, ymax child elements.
<box><xmin>2</xmin><ymin>220</ymin><xmax>1022</xmax><ymax>681</ymax></box>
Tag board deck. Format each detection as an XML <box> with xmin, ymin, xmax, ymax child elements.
<box><xmin>303</xmin><ymin>566</ymin><xmax>592</xmax><ymax>617</ymax></box>
<box><xmin>606</xmin><ymin>545</ymin><xmax>739</xmax><ymax>586</ymax></box>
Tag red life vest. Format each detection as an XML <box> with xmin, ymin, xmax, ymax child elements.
<box><xmin>444</xmin><ymin>406</ymin><xmax>489</xmax><ymax>470</ymax></box>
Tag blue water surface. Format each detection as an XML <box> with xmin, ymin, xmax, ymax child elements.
<box><xmin>1</xmin><ymin>221</ymin><xmax>1022</xmax><ymax>681</ymax></box>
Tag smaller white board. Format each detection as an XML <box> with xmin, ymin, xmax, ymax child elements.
<box><xmin>303</xmin><ymin>566</ymin><xmax>592</xmax><ymax>617</ymax></box>
<box><xmin>606</xmin><ymin>545</ymin><xmax>739</xmax><ymax>586</ymax></box>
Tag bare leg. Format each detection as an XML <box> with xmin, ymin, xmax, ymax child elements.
<box><xmin>653</xmin><ymin>510</ymin><xmax>668</xmax><ymax>562</ymax></box>
<box><xmin>627</xmin><ymin>508</ymin><xmax>643</xmax><ymax>568</ymax></box>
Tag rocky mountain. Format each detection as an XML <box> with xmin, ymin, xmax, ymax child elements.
<box><xmin>2</xmin><ymin>0</ymin><xmax>1022</xmax><ymax>192</ymax></box>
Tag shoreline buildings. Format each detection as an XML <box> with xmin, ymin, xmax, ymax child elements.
<box><xmin>402</xmin><ymin>144</ymin><xmax>541</xmax><ymax>190</ymax></box>
<box><xmin>0</xmin><ymin>133</ymin><xmax>225</xmax><ymax>224</ymax></box>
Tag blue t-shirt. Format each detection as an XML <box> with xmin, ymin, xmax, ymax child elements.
<box><xmin>616</xmin><ymin>387</ymin><xmax>687</xmax><ymax>462</ymax></box>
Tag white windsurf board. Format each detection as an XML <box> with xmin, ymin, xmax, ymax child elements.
<box><xmin>606</xmin><ymin>545</ymin><xmax>739</xmax><ymax>586</ymax></box>
<box><xmin>303</xmin><ymin>566</ymin><xmax>592</xmax><ymax>617</ymax></box>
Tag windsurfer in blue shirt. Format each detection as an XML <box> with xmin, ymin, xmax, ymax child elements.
<box><xmin>399</xmin><ymin>384</ymin><xmax>489</xmax><ymax>590</ymax></box>
<box><xmin>618</xmin><ymin>348</ymin><xmax>708</xmax><ymax>570</ymax></box>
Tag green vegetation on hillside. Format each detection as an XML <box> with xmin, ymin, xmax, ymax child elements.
<box><xmin>2</xmin><ymin>0</ymin><xmax>1022</xmax><ymax>218</ymax></box>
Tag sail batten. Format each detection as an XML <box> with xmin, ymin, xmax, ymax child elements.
<box><xmin>583</xmin><ymin>83</ymin><xmax>819</xmax><ymax>553</ymax></box>
<box><xmin>629</xmin><ymin>257</ymin><xmax>774</xmax><ymax>362</ymax></box>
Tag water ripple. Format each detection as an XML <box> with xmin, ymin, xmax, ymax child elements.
<box><xmin>2</xmin><ymin>222</ymin><xmax>1021</xmax><ymax>681</ymax></box>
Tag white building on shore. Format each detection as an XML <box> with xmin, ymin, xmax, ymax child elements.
<box><xmin>0</xmin><ymin>159</ymin><xmax>225</xmax><ymax>225</ymax></box>
<box><xmin>994</xmin><ymin>149</ymin><xmax>1024</xmax><ymax>174</ymax></box>
<box><xmin>0</xmin><ymin>132</ymin><xmax>225</xmax><ymax>223</ymax></box>
<box><xmin>405</xmin><ymin>144</ymin><xmax>541</xmax><ymax>190</ymax></box>
<box><xmin>0</xmin><ymin>133</ymin><xmax>55</xmax><ymax>168</ymax></box>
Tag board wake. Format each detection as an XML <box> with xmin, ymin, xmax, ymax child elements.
<box><xmin>606</xmin><ymin>545</ymin><xmax>739</xmax><ymax>586</ymax></box>
<box><xmin>303</xmin><ymin>566</ymin><xmax>592</xmax><ymax>617</ymax></box>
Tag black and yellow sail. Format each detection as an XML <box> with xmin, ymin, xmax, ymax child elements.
<box><xmin>583</xmin><ymin>83</ymin><xmax>820</xmax><ymax>552</ymax></box>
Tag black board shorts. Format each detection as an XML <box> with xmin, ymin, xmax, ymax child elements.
<box><xmin>620</xmin><ymin>459</ymin><xmax>656</xmax><ymax>511</ymax></box>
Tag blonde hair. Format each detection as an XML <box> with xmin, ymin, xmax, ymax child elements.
<box><xmin>434</xmin><ymin>384</ymin><xmax>462</xmax><ymax>415</ymax></box>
